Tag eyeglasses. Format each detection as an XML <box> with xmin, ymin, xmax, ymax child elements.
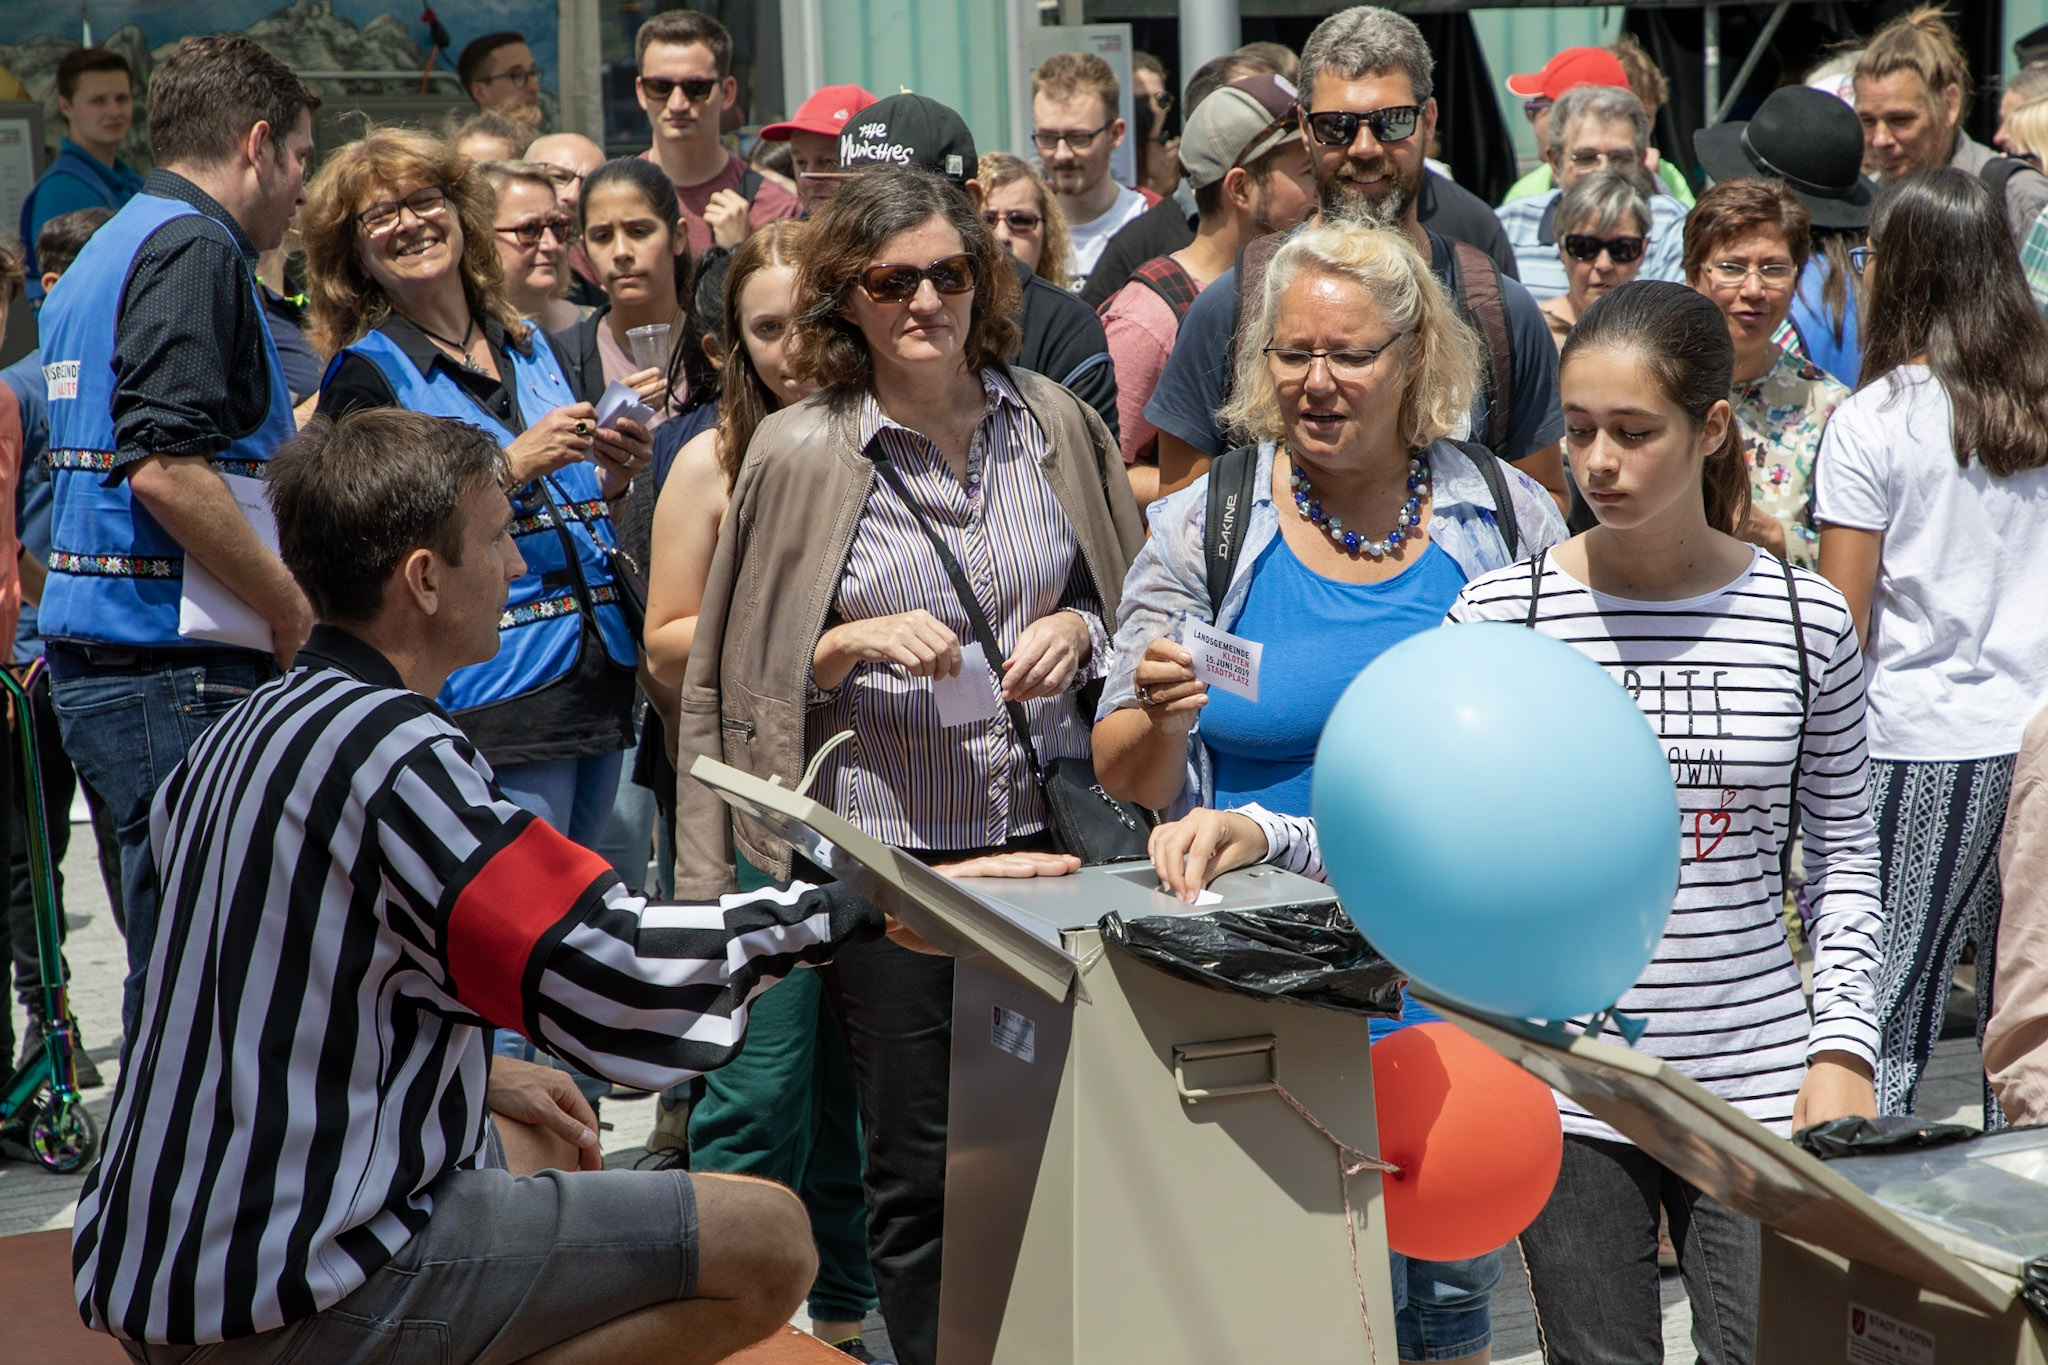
<box><xmin>1565</xmin><ymin>148</ymin><xmax>1639</xmax><ymax>171</ymax></box>
<box><xmin>856</xmin><ymin>252</ymin><xmax>981</xmax><ymax>304</ymax></box>
<box><xmin>1303</xmin><ymin>105</ymin><xmax>1422</xmax><ymax>147</ymax></box>
<box><xmin>495</xmin><ymin>215</ymin><xmax>578</xmax><ymax>248</ymax></box>
<box><xmin>480</xmin><ymin>64</ymin><xmax>543</xmax><ymax>88</ymax></box>
<box><xmin>531</xmin><ymin>162</ymin><xmax>584</xmax><ymax>189</ymax></box>
<box><xmin>1032</xmin><ymin>122</ymin><xmax>1115</xmax><ymax>152</ymax></box>
<box><xmin>1523</xmin><ymin>98</ymin><xmax>1553</xmax><ymax>122</ymax></box>
<box><xmin>1704</xmin><ymin>259</ymin><xmax>1797</xmax><ymax>289</ymax></box>
<box><xmin>1849</xmin><ymin>246</ymin><xmax>1875</xmax><ymax>276</ymax></box>
<box><xmin>1563</xmin><ymin>233</ymin><xmax>1647</xmax><ymax>264</ymax></box>
<box><xmin>1263</xmin><ymin>334</ymin><xmax>1407</xmax><ymax>378</ymax></box>
<box><xmin>639</xmin><ymin>75</ymin><xmax>720</xmax><ymax>104</ymax></box>
<box><xmin>983</xmin><ymin>209</ymin><xmax>1043</xmax><ymax>232</ymax></box>
<box><xmin>356</xmin><ymin>185</ymin><xmax>450</xmax><ymax>236</ymax></box>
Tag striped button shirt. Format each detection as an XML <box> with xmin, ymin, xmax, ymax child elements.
<box><xmin>72</xmin><ymin>626</ymin><xmax>879</xmax><ymax>1344</ymax></box>
<box><xmin>805</xmin><ymin>368</ymin><xmax>1110</xmax><ymax>852</ymax></box>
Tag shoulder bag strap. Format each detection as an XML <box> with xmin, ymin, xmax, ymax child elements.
<box><xmin>866</xmin><ymin>449</ymin><xmax>1052</xmax><ymax>790</ymax></box>
<box><xmin>1524</xmin><ymin>548</ymin><xmax>1545</xmax><ymax>628</ymax></box>
<box><xmin>1204</xmin><ymin>443</ymin><xmax>1260</xmax><ymax>620</ymax></box>
<box><xmin>1450</xmin><ymin>439</ymin><xmax>1519</xmax><ymax>560</ymax></box>
<box><xmin>1449</xmin><ymin>239</ymin><xmax>1516</xmax><ymax>454</ymax></box>
<box><xmin>1780</xmin><ymin>554</ymin><xmax>1811</xmax><ymax>884</ymax></box>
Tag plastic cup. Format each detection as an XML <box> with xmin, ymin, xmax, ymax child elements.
<box><xmin>627</xmin><ymin>323</ymin><xmax>672</xmax><ymax>373</ymax></box>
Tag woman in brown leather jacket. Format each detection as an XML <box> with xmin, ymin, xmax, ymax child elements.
<box><xmin>671</xmin><ymin>166</ymin><xmax>1141</xmax><ymax>1365</ymax></box>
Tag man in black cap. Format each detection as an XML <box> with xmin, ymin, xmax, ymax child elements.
<box><xmin>823</xmin><ymin>92</ymin><xmax>1121</xmax><ymax>444</ymax></box>
<box><xmin>1694</xmin><ymin>84</ymin><xmax>1872</xmax><ymax>387</ymax></box>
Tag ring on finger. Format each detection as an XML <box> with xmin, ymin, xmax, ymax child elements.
<box><xmin>1137</xmin><ymin>684</ymin><xmax>1154</xmax><ymax>706</ymax></box>
<box><xmin>573</xmin><ymin>419</ymin><xmax>589</xmax><ymax>436</ymax></box>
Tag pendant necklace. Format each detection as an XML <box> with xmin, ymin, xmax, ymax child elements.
<box><xmin>412</xmin><ymin>313</ymin><xmax>484</xmax><ymax>374</ymax></box>
<box><xmin>1286</xmin><ymin>444</ymin><xmax>1428</xmax><ymax>558</ymax></box>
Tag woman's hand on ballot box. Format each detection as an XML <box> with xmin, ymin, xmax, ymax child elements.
<box><xmin>882</xmin><ymin>851</ymin><xmax>1084</xmax><ymax>954</ymax></box>
<box><xmin>1150</xmin><ymin>808</ymin><xmax>1270</xmax><ymax>903</ymax></box>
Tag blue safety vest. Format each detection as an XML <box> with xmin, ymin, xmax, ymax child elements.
<box><xmin>324</xmin><ymin>328</ymin><xmax>637</xmax><ymax>715</ymax></box>
<box><xmin>20</xmin><ymin>141</ymin><xmax>144</xmax><ymax>301</ymax></box>
<box><xmin>38</xmin><ymin>192</ymin><xmax>294</xmax><ymax>649</ymax></box>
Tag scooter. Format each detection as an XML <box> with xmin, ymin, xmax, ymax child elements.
<box><xmin>0</xmin><ymin>661</ymin><xmax>99</xmax><ymax>1173</ymax></box>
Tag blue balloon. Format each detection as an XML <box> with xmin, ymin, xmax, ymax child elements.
<box><xmin>1312</xmin><ymin>622</ymin><xmax>1679</xmax><ymax>1020</ymax></box>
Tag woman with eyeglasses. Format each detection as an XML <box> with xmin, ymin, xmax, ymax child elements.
<box><xmin>975</xmin><ymin>151</ymin><xmax>1071</xmax><ymax>286</ymax></box>
<box><xmin>304</xmin><ymin>129</ymin><xmax>650</xmax><ymax>857</ymax></box>
<box><xmin>476</xmin><ymin>159</ymin><xmax>584</xmax><ymax>334</ymax></box>
<box><xmin>1816</xmin><ymin>168</ymin><xmax>2048</xmax><ymax>1125</ymax></box>
<box><xmin>1539</xmin><ymin>169</ymin><xmax>1651</xmax><ymax>349</ymax></box>
<box><xmin>554</xmin><ymin>157</ymin><xmax>720</xmax><ymax>424</ymax></box>
<box><xmin>670</xmin><ymin>166</ymin><xmax>1141</xmax><ymax>1365</ymax></box>
<box><xmin>1097</xmin><ymin>221</ymin><xmax>1564</xmax><ymax>1365</ymax></box>
<box><xmin>1684</xmin><ymin>178</ymin><xmax>1849</xmax><ymax>568</ymax></box>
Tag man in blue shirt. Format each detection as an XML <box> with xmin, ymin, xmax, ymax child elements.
<box><xmin>1493</xmin><ymin>83</ymin><xmax>1687</xmax><ymax>301</ymax></box>
<box><xmin>1144</xmin><ymin>7</ymin><xmax>1565</xmax><ymax>511</ymax></box>
<box><xmin>18</xmin><ymin>48</ymin><xmax>143</xmax><ymax>301</ymax></box>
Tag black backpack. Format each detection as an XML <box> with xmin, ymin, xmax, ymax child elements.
<box><xmin>1200</xmin><ymin>441</ymin><xmax>1521</xmax><ymax>617</ymax></box>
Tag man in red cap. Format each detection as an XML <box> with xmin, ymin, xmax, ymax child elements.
<box><xmin>759</xmin><ymin>82</ymin><xmax>877</xmax><ymax>216</ymax></box>
<box><xmin>1499</xmin><ymin>43</ymin><xmax>1691</xmax><ymax>205</ymax></box>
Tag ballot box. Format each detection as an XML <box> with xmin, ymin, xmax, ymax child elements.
<box><xmin>689</xmin><ymin>757</ymin><xmax>1400</xmax><ymax>1365</ymax></box>
<box><xmin>1421</xmin><ymin>992</ymin><xmax>2048</xmax><ymax>1365</ymax></box>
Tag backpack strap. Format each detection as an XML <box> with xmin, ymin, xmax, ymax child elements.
<box><xmin>1779</xmin><ymin>554</ymin><xmax>1810</xmax><ymax>884</ymax></box>
<box><xmin>1222</xmin><ymin>232</ymin><xmax>1286</xmax><ymax>410</ymax></box>
<box><xmin>1523</xmin><ymin>548</ymin><xmax>1545</xmax><ymax>628</ymax></box>
<box><xmin>1446</xmin><ymin>238</ymin><xmax>1516</xmax><ymax>456</ymax></box>
<box><xmin>1120</xmin><ymin>256</ymin><xmax>1203</xmax><ymax>325</ymax></box>
<box><xmin>1980</xmin><ymin>154</ymin><xmax>2031</xmax><ymax>208</ymax></box>
<box><xmin>1448</xmin><ymin>438</ymin><xmax>1519</xmax><ymax>561</ymax></box>
<box><xmin>1204</xmin><ymin>443</ymin><xmax>1261</xmax><ymax>619</ymax></box>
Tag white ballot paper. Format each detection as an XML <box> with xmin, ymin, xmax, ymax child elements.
<box><xmin>1185</xmin><ymin>619</ymin><xmax>1262</xmax><ymax>702</ymax></box>
<box><xmin>596</xmin><ymin>380</ymin><xmax>657</xmax><ymax>431</ymax></box>
<box><xmin>178</xmin><ymin>473</ymin><xmax>277</xmax><ymax>653</ymax></box>
<box><xmin>932</xmin><ymin>642</ymin><xmax>1005</xmax><ymax>728</ymax></box>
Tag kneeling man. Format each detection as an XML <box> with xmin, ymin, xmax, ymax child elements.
<box><xmin>74</xmin><ymin>409</ymin><xmax>1070</xmax><ymax>1363</ymax></box>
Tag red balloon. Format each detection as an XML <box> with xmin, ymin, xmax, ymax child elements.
<box><xmin>1370</xmin><ymin>1022</ymin><xmax>1563</xmax><ymax>1261</ymax></box>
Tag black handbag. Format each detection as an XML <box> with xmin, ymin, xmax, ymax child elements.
<box><xmin>868</xmin><ymin>453</ymin><xmax>1152</xmax><ymax>864</ymax></box>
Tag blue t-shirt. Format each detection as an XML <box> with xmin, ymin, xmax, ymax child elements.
<box><xmin>1788</xmin><ymin>256</ymin><xmax>1862</xmax><ymax>389</ymax></box>
<box><xmin>1144</xmin><ymin>229</ymin><xmax>1564</xmax><ymax>465</ymax></box>
<box><xmin>1207</xmin><ymin>535</ymin><xmax>1467</xmax><ymax>814</ymax></box>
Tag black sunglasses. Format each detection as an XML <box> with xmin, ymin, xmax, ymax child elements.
<box><xmin>983</xmin><ymin>209</ymin><xmax>1043</xmax><ymax>232</ymax></box>
<box><xmin>857</xmin><ymin>252</ymin><xmax>981</xmax><ymax>304</ymax></box>
<box><xmin>1303</xmin><ymin>104</ymin><xmax>1421</xmax><ymax>147</ymax></box>
<box><xmin>640</xmin><ymin>74</ymin><xmax>719</xmax><ymax>104</ymax></box>
<box><xmin>1562</xmin><ymin>233</ymin><xmax>1647</xmax><ymax>265</ymax></box>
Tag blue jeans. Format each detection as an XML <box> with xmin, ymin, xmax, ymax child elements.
<box><xmin>489</xmin><ymin>749</ymin><xmax>627</xmax><ymax>1105</ymax></box>
<box><xmin>1389</xmin><ymin>1247</ymin><xmax>1502</xmax><ymax>1361</ymax></box>
<box><xmin>46</xmin><ymin>645</ymin><xmax>276</xmax><ymax>1049</ymax></box>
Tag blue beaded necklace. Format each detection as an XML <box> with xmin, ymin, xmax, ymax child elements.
<box><xmin>1286</xmin><ymin>446</ymin><xmax>1429</xmax><ymax>558</ymax></box>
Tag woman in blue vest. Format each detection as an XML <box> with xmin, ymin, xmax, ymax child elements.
<box><xmin>301</xmin><ymin>128</ymin><xmax>652</xmax><ymax>850</ymax></box>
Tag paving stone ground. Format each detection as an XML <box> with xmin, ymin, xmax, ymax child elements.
<box><xmin>1</xmin><ymin>827</ymin><xmax>1992</xmax><ymax>1363</ymax></box>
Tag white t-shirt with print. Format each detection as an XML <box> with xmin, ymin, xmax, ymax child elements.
<box><xmin>1064</xmin><ymin>183</ymin><xmax>1149</xmax><ymax>290</ymax></box>
<box><xmin>1814</xmin><ymin>365</ymin><xmax>2048</xmax><ymax>761</ymax></box>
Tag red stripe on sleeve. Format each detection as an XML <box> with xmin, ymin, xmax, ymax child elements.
<box><xmin>445</xmin><ymin>819</ymin><xmax>617</xmax><ymax>1033</ymax></box>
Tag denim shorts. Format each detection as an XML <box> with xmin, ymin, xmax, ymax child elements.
<box><xmin>1389</xmin><ymin>1247</ymin><xmax>1503</xmax><ymax>1362</ymax></box>
<box><xmin>121</xmin><ymin>1162</ymin><xmax>700</xmax><ymax>1363</ymax></box>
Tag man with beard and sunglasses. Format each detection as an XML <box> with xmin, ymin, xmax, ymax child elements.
<box><xmin>1495</xmin><ymin>82</ymin><xmax>1687</xmax><ymax>300</ymax></box>
<box><xmin>1098</xmin><ymin>73</ymin><xmax>1315</xmax><ymax>504</ymax></box>
<box><xmin>1143</xmin><ymin>6</ymin><xmax>1566</xmax><ymax>514</ymax></box>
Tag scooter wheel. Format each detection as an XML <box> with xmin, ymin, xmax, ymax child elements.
<box><xmin>29</xmin><ymin>1094</ymin><xmax>98</xmax><ymax>1174</ymax></box>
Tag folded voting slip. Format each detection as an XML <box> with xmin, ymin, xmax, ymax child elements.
<box><xmin>596</xmin><ymin>380</ymin><xmax>657</xmax><ymax>431</ymax></box>
<box><xmin>178</xmin><ymin>472</ymin><xmax>277</xmax><ymax>654</ymax></box>
<box><xmin>687</xmin><ymin>753</ymin><xmax>1078</xmax><ymax>1002</ymax></box>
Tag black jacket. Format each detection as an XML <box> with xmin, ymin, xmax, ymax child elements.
<box><xmin>1010</xmin><ymin>256</ymin><xmax>1119</xmax><ymax>446</ymax></box>
<box><xmin>1079</xmin><ymin>192</ymin><xmax>1197</xmax><ymax>310</ymax></box>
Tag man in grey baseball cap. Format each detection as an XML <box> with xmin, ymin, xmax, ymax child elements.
<box><xmin>1097</xmin><ymin>73</ymin><xmax>1317</xmax><ymax>503</ymax></box>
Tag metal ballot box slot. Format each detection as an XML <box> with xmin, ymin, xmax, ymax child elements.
<box><xmin>1419</xmin><ymin>990</ymin><xmax>2048</xmax><ymax>1364</ymax></box>
<box><xmin>685</xmin><ymin>757</ymin><xmax>1400</xmax><ymax>1365</ymax></box>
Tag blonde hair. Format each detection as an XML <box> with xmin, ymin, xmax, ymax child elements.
<box><xmin>301</xmin><ymin>126</ymin><xmax>529</xmax><ymax>357</ymax></box>
<box><xmin>1216</xmin><ymin>221</ymin><xmax>1479</xmax><ymax>452</ymax></box>
<box><xmin>1856</xmin><ymin>6</ymin><xmax>1972</xmax><ymax>120</ymax></box>
<box><xmin>2007</xmin><ymin>96</ymin><xmax>2048</xmax><ymax>162</ymax></box>
<box><xmin>977</xmin><ymin>152</ymin><xmax>1072</xmax><ymax>287</ymax></box>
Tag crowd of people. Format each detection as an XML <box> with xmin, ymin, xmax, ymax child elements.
<box><xmin>4</xmin><ymin>3</ymin><xmax>2048</xmax><ymax>1364</ymax></box>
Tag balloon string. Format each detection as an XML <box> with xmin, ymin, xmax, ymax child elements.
<box><xmin>1273</xmin><ymin>1081</ymin><xmax>1401</xmax><ymax>1365</ymax></box>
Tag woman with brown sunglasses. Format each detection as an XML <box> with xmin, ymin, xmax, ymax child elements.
<box><xmin>670</xmin><ymin>165</ymin><xmax>1141</xmax><ymax>1365</ymax></box>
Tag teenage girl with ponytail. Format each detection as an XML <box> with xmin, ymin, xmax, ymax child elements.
<box><xmin>1446</xmin><ymin>280</ymin><xmax>1884</xmax><ymax>1361</ymax></box>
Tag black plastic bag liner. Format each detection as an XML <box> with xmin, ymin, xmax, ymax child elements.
<box><xmin>1791</xmin><ymin>1114</ymin><xmax>1981</xmax><ymax>1160</ymax></box>
<box><xmin>1099</xmin><ymin>906</ymin><xmax>1406</xmax><ymax>1017</ymax></box>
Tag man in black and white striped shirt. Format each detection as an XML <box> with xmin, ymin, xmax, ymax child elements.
<box><xmin>73</xmin><ymin>409</ymin><xmax>1071</xmax><ymax>1361</ymax></box>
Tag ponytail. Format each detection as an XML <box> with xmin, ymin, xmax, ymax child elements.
<box><xmin>1565</xmin><ymin>280</ymin><xmax>1751</xmax><ymax>535</ymax></box>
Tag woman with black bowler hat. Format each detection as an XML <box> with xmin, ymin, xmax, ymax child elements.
<box><xmin>1694</xmin><ymin>84</ymin><xmax>1874</xmax><ymax>388</ymax></box>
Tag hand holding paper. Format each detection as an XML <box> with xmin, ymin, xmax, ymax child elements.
<box><xmin>1184</xmin><ymin>620</ymin><xmax>1263</xmax><ymax>703</ymax></box>
<box><xmin>595</xmin><ymin>380</ymin><xmax>657</xmax><ymax>432</ymax></box>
